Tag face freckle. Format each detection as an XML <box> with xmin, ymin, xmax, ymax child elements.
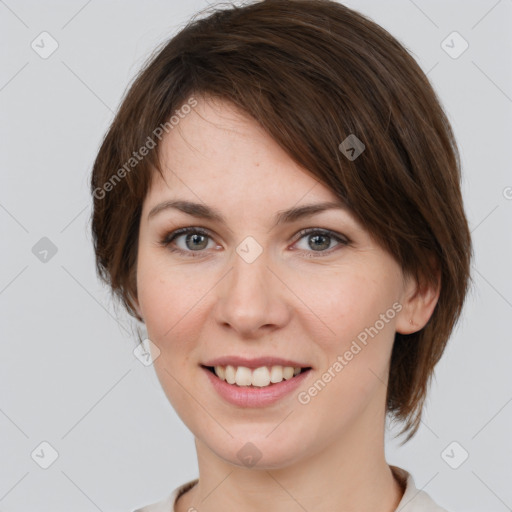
<box><xmin>134</xmin><ymin>96</ymin><xmax>411</xmax><ymax>469</ymax></box>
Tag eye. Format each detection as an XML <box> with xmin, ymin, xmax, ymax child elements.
<box><xmin>158</xmin><ymin>227</ymin><xmax>218</xmax><ymax>258</ymax></box>
<box><xmin>158</xmin><ymin>226</ymin><xmax>349</xmax><ymax>258</ymax></box>
<box><xmin>292</xmin><ymin>228</ymin><xmax>349</xmax><ymax>257</ymax></box>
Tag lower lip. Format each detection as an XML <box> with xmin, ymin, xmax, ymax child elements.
<box><xmin>202</xmin><ymin>366</ymin><xmax>311</xmax><ymax>408</ymax></box>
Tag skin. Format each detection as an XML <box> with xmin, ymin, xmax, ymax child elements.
<box><xmin>133</xmin><ymin>95</ymin><xmax>440</xmax><ymax>512</ymax></box>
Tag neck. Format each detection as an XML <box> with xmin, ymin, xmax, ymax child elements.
<box><xmin>176</xmin><ymin>406</ymin><xmax>404</xmax><ymax>512</ymax></box>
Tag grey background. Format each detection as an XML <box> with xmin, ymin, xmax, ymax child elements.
<box><xmin>1</xmin><ymin>0</ymin><xmax>511</xmax><ymax>511</ymax></box>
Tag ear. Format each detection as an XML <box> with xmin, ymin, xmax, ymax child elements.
<box><xmin>395</xmin><ymin>267</ymin><xmax>440</xmax><ymax>335</ymax></box>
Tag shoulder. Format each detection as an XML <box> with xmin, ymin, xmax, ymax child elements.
<box><xmin>392</xmin><ymin>465</ymin><xmax>450</xmax><ymax>512</ymax></box>
<box><xmin>132</xmin><ymin>479</ymin><xmax>198</xmax><ymax>512</ymax></box>
<box><xmin>134</xmin><ymin>469</ymin><xmax>450</xmax><ymax>512</ymax></box>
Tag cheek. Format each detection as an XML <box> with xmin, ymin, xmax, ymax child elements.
<box><xmin>295</xmin><ymin>266</ymin><xmax>399</xmax><ymax>404</ymax></box>
<box><xmin>294</xmin><ymin>266</ymin><xmax>398</xmax><ymax>345</ymax></box>
<box><xmin>136</xmin><ymin>255</ymin><xmax>204</xmax><ymax>348</ymax></box>
<box><xmin>136</xmin><ymin>262</ymin><xmax>204</xmax><ymax>415</ymax></box>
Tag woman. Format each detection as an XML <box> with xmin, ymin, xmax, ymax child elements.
<box><xmin>90</xmin><ymin>1</ymin><xmax>472</xmax><ymax>511</ymax></box>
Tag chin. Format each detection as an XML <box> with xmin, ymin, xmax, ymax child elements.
<box><xmin>201</xmin><ymin>426</ymin><xmax>314</xmax><ymax>470</ymax></box>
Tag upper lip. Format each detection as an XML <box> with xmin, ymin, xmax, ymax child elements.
<box><xmin>202</xmin><ymin>356</ymin><xmax>311</xmax><ymax>369</ymax></box>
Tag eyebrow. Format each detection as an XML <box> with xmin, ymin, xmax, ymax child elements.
<box><xmin>147</xmin><ymin>199</ymin><xmax>348</xmax><ymax>228</ymax></box>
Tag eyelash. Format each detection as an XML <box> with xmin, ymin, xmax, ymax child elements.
<box><xmin>157</xmin><ymin>226</ymin><xmax>349</xmax><ymax>259</ymax></box>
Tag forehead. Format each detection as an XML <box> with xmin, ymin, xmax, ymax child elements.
<box><xmin>145</xmin><ymin>96</ymin><xmax>341</xmax><ymax>210</ymax></box>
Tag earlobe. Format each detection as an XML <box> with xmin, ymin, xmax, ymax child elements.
<box><xmin>396</xmin><ymin>270</ymin><xmax>440</xmax><ymax>335</ymax></box>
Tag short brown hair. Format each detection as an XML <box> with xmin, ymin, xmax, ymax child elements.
<box><xmin>90</xmin><ymin>0</ymin><xmax>472</xmax><ymax>442</ymax></box>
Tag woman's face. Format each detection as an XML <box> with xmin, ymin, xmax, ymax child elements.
<box><xmin>135</xmin><ymin>96</ymin><xmax>420</xmax><ymax>469</ymax></box>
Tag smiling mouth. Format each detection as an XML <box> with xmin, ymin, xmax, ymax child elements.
<box><xmin>202</xmin><ymin>365</ymin><xmax>312</xmax><ymax>388</ymax></box>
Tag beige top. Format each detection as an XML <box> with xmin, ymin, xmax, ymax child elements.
<box><xmin>132</xmin><ymin>465</ymin><xmax>449</xmax><ymax>512</ymax></box>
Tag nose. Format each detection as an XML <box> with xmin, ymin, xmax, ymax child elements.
<box><xmin>213</xmin><ymin>246</ymin><xmax>292</xmax><ymax>338</ymax></box>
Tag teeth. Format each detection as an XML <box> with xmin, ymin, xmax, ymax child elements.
<box><xmin>213</xmin><ymin>365</ymin><xmax>304</xmax><ymax>387</ymax></box>
<box><xmin>251</xmin><ymin>367</ymin><xmax>270</xmax><ymax>387</ymax></box>
<box><xmin>215</xmin><ymin>365</ymin><xmax>225</xmax><ymax>381</ymax></box>
<box><xmin>235</xmin><ymin>366</ymin><xmax>253</xmax><ymax>386</ymax></box>
<box><xmin>270</xmin><ymin>365</ymin><xmax>283</xmax><ymax>383</ymax></box>
<box><xmin>225</xmin><ymin>365</ymin><xmax>236</xmax><ymax>384</ymax></box>
<box><xmin>283</xmin><ymin>366</ymin><xmax>294</xmax><ymax>380</ymax></box>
